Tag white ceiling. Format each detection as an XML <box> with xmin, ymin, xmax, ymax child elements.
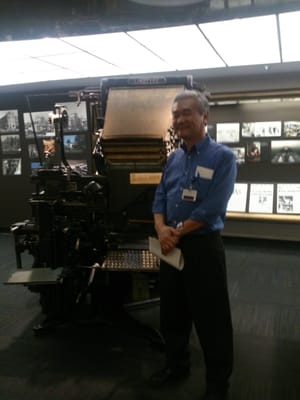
<box><xmin>0</xmin><ymin>10</ymin><xmax>299</xmax><ymax>87</ymax></box>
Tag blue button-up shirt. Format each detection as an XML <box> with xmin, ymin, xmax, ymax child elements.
<box><xmin>152</xmin><ymin>134</ymin><xmax>237</xmax><ymax>234</ymax></box>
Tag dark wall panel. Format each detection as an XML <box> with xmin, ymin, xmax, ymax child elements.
<box><xmin>1</xmin><ymin>73</ymin><xmax>300</xmax><ymax>237</ymax></box>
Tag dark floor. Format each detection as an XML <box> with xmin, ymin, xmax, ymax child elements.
<box><xmin>0</xmin><ymin>232</ymin><xmax>300</xmax><ymax>400</ymax></box>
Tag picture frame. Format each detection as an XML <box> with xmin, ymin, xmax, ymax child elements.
<box><xmin>60</xmin><ymin>101</ymin><xmax>88</xmax><ymax>132</ymax></box>
<box><xmin>248</xmin><ymin>183</ymin><xmax>274</xmax><ymax>213</ymax></box>
<box><xmin>216</xmin><ymin>123</ymin><xmax>240</xmax><ymax>143</ymax></box>
<box><xmin>246</xmin><ymin>141</ymin><xmax>269</xmax><ymax>162</ymax></box>
<box><xmin>241</xmin><ymin>121</ymin><xmax>281</xmax><ymax>138</ymax></box>
<box><xmin>63</xmin><ymin>134</ymin><xmax>87</xmax><ymax>153</ymax></box>
<box><xmin>283</xmin><ymin>121</ymin><xmax>300</xmax><ymax>137</ymax></box>
<box><xmin>0</xmin><ymin>134</ymin><xmax>21</xmax><ymax>154</ymax></box>
<box><xmin>276</xmin><ymin>183</ymin><xmax>300</xmax><ymax>214</ymax></box>
<box><xmin>227</xmin><ymin>183</ymin><xmax>248</xmax><ymax>212</ymax></box>
<box><xmin>231</xmin><ymin>146</ymin><xmax>245</xmax><ymax>164</ymax></box>
<box><xmin>2</xmin><ymin>158</ymin><xmax>22</xmax><ymax>176</ymax></box>
<box><xmin>24</xmin><ymin>111</ymin><xmax>55</xmax><ymax>138</ymax></box>
<box><xmin>0</xmin><ymin>109</ymin><xmax>19</xmax><ymax>133</ymax></box>
<box><xmin>28</xmin><ymin>143</ymin><xmax>40</xmax><ymax>159</ymax></box>
<box><xmin>271</xmin><ymin>140</ymin><xmax>300</xmax><ymax>163</ymax></box>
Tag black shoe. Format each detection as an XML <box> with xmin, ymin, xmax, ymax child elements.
<box><xmin>149</xmin><ymin>366</ymin><xmax>190</xmax><ymax>388</ymax></box>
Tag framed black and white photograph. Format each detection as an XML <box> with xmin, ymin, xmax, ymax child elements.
<box><xmin>0</xmin><ymin>109</ymin><xmax>19</xmax><ymax>133</ymax></box>
<box><xmin>231</xmin><ymin>147</ymin><xmax>245</xmax><ymax>164</ymax></box>
<box><xmin>271</xmin><ymin>140</ymin><xmax>300</xmax><ymax>163</ymax></box>
<box><xmin>283</xmin><ymin>121</ymin><xmax>300</xmax><ymax>137</ymax></box>
<box><xmin>63</xmin><ymin>134</ymin><xmax>86</xmax><ymax>153</ymax></box>
<box><xmin>227</xmin><ymin>183</ymin><xmax>248</xmax><ymax>212</ymax></box>
<box><xmin>24</xmin><ymin>111</ymin><xmax>55</xmax><ymax>138</ymax></box>
<box><xmin>0</xmin><ymin>134</ymin><xmax>21</xmax><ymax>153</ymax></box>
<box><xmin>246</xmin><ymin>141</ymin><xmax>269</xmax><ymax>162</ymax></box>
<box><xmin>241</xmin><ymin>121</ymin><xmax>281</xmax><ymax>138</ymax></box>
<box><xmin>249</xmin><ymin>183</ymin><xmax>274</xmax><ymax>214</ymax></box>
<box><xmin>2</xmin><ymin>158</ymin><xmax>22</xmax><ymax>176</ymax></box>
<box><xmin>216</xmin><ymin>123</ymin><xmax>240</xmax><ymax>143</ymax></box>
<box><xmin>60</xmin><ymin>101</ymin><xmax>88</xmax><ymax>132</ymax></box>
<box><xmin>276</xmin><ymin>183</ymin><xmax>300</xmax><ymax>214</ymax></box>
<box><xmin>28</xmin><ymin>143</ymin><xmax>40</xmax><ymax>159</ymax></box>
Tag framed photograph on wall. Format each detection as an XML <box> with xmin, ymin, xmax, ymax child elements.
<box><xmin>63</xmin><ymin>134</ymin><xmax>86</xmax><ymax>153</ymax></box>
<box><xmin>246</xmin><ymin>141</ymin><xmax>269</xmax><ymax>162</ymax></box>
<box><xmin>246</xmin><ymin>141</ymin><xmax>261</xmax><ymax>162</ymax></box>
<box><xmin>0</xmin><ymin>134</ymin><xmax>21</xmax><ymax>153</ymax></box>
<box><xmin>271</xmin><ymin>140</ymin><xmax>300</xmax><ymax>163</ymax></box>
<box><xmin>24</xmin><ymin>111</ymin><xmax>55</xmax><ymax>138</ymax></box>
<box><xmin>241</xmin><ymin>121</ymin><xmax>281</xmax><ymax>138</ymax></box>
<box><xmin>2</xmin><ymin>158</ymin><xmax>22</xmax><ymax>176</ymax></box>
<box><xmin>60</xmin><ymin>101</ymin><xmax>88</xmax><ymax>132</ymax></box>
<box><xmin>276</xmin><ymin>183</ymin><xmax>300</xmax><ymax>214</ymax></box>
<box><xmin>249</xmin><ymin>183</ymin><xmax>274</xmax><ymax>214</ymax></box>
<box><xmin>28</xmin><ymin>143</ymin><xmax>39</xmax><ymax>159</ymax></box>
<box><xmin>216</xmin><ymin>123</ymin><xmax>239</xmax><ymax>143</ymax></box>
<box><xmin>227</xmin><ymin>182</ymin><xmax>248</xmax><ymax>212</ymax></box>
<box><xmin>283</xmin><ymin>121</ymin><xmax>300</xmax><ymax>137</ymax></box>
<box><xmin>231</xmin><ymin>147</ymin><xmax>245</xmax><ymax>164</ymax></box>
<box><xmin>0</xmin><ymin>110</ymin><xmax>19</xmax><ymax>132</ymax></box>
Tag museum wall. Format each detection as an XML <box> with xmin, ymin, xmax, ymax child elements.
<box><xmin>0</xmin><ymin>85</ymin><xmax>93</xmax><ymax>229</ymax></box>
<box><xmin>1</xmin><ymin>71</ymin><xmax>300</xmax><ymax>240</ymax></box>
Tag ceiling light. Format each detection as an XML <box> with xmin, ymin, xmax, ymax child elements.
<box><xmin>279</xmin><ymin>11</ymin><xmax>300</xmax><ymax>62</ymax></box>
<box><xmin>199</xmin><ymin>15</ymin><xmax>280</xmax><ymax>66</ymax></box>
<box><xmin>61</xmin><ymin>32</ymin><xmax>171</xmax><ymax>74</ymax></box>
<box><xmin>39</xmin><ymin>52</ymin><xmax>123</xmax><ymax>77</ymax></box>
<box><xmin>128</xmin><ymin>25</ymin><xmax>225</xmax><ymax>70</ymax></box>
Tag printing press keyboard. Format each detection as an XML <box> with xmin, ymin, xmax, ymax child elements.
<box><xmin>102</xmin><ymin>249</ymin><xmax>160</xmax><ymax>271</ymax></box>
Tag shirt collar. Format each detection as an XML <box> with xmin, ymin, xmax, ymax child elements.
<box><xmin>180</xmin><ymin>134</ymin><xmax>210</xmax><ymax>153</ymax></box>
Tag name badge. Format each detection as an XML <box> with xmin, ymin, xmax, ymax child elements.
<box><xmin>182</xmin><ymin>189</ymin><xmax>197</xmax><ymax>202</ymax></box>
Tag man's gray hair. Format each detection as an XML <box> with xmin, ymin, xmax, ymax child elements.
<box><xmin>173</xmin><ymin>90</ymin><xmax>210</xmax><ymax>114</ymax></box>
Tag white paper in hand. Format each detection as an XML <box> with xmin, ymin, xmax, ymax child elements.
<box><xmin>149</xmin><ymin>237</ymin><xmax>184</xmax><ymax>271</ymax></box>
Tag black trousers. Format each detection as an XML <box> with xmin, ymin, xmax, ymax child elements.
<box><xmin>159</xmin><ymin>232</ymin><xmax>233</xmax><ymax>392</ymax></box>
